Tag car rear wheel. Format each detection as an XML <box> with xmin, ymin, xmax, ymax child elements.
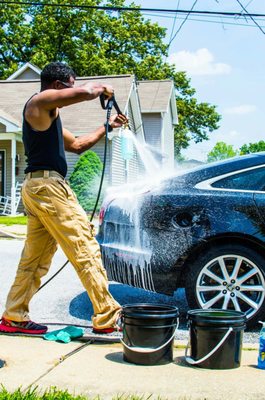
<box><xmin>185</xmin><ymin>244</ymin><xmax>265</xmax><ymax>328</ymax></box>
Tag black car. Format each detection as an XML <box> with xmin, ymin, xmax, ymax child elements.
<box><xmin>97</xmin><ymin>152</ymin><xmax>265</xmax><ymax>327</ymax></box>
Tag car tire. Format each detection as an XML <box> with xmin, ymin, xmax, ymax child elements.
<box><xmin>185</xmin><ymin>244</ymin><xmax>265</xmax><ymax>328</ymax></box>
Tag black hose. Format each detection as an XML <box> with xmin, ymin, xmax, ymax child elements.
<box><xmin>90</xmin><ymin>98</ymin><xmax>113</xmax><ymax>221</ymax></box>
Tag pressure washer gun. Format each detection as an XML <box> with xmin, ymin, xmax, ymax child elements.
<box><xmin>100</xmin><ymin>93</ymin><xmax>134</xmax><ymax>160</ymax></box>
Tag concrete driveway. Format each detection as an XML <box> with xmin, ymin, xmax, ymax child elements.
<box><xmin>0</xmin><ymin>238</ymin><xmax>264</xmax><ymax>400</ymax></box>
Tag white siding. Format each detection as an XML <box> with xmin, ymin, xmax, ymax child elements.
<box><xmin>93</xmin><ymin>137</ymin><xmax>111</xmax><ymax>184</ymax></box>
<box><xmin>110</xmin><ymin>101</ymin><xmax>141</xmax><ymax>185</ymax></box>
<box><xmin>142</xmin><ymin>113</ymin><xmax>161</xmax><ymax>149</ymax></box>
<box><xmin>111</xmin><ymin>136</ymin><xmax>125</xmax><ymax>186</ymax></box>
<box><xmin>14</xmin><ymin>70</ymin><xmax>40</xmax><ymax>80</ymax></box>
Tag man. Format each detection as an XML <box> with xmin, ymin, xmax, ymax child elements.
<box><xmin>0</xmin><ymin>62</ymin><xmax>127</xmax><ymax>335</ymax></box>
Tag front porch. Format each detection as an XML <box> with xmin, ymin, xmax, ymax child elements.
<box><xmin>0</xmin><ymin>132</ymin><xmax>25</xmax><ymax>215</ymax></box>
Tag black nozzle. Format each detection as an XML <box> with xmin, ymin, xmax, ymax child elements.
<box><xmin>100</xmin><ymin>93</ymin><xmax>114</xmax><ymax>110</ymax></box>
<box><xmin>100</xmin><ymin>93</ymin><xmax>123</xmax><ymax>114</ymax></box>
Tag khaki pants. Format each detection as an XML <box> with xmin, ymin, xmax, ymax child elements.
<box><xmin>3</xmin><ymin>173</ymin><xmax>121</xmax><ymax>329</ymax></box>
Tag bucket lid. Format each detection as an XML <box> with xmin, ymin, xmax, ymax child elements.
<box><xmin>187</xmin><ymin>309</ymin><xmax>246</xmax><ymax>326</ymax></box>
<box><xmin>122</xmin><ymin>303</ymin><xmax>179</xmax><ymax>319</ymax></box>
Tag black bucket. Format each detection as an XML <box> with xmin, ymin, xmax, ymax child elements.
<box><xmin>121</xmin><ymin>303</ymin><xmax>179</xmax><ymax>365</ymax></box>
<box><xmin>186</xmin><ymin>309</ymin><xmax>246</xmax><ymax>369</ymax></box>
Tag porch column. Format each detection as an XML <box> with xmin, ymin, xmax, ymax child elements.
<box><xmin>10</xmin><ymin>138</ymin><xmax>16</xmax><ymax>215</ymax></box>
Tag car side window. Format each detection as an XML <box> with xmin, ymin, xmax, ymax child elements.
<box><xmin>212</xmin><ymin>167</ymin><xmax>265</xmax><ymax>191</ymax></box>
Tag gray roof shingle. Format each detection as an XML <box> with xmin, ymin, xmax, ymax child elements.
<box><xmin>137</xmin><ymin>80</ymin><xmax>174</xmax><ymax>113</ymax></box>
<box><xmin>0</xmin><ymin>75</ymin><xmax>134</xmax><ymax>133</ymax></box>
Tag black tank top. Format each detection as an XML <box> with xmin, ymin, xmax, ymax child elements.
<box><xmin>23</xmin><ymin>98</ymin><xmax>67</xmax><ymax>178</ymax></box>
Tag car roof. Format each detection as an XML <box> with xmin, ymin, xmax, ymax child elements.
<box><xmin>169</xmin><ymin>152</ymin><xmax>265</xmax><ymax>187</ymax></box>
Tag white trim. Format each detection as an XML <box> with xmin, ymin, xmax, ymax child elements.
<box><xmin>7</xmin><ymin>62</ymin><xmax>41</xmax><ymax>81</ymax></box>
<box><xmin>125</xmin><ymin>79</ymin><xmax>145</xmax><ymax>140</ymax></box>
<box><xmin>161</xmin><ymin>111</ymin><xmax>165</xmax><ymax>154</ymax></box>
<box><xmin>0</xmin><ymin>132</ymin><xmax>22</xmax><ymax>142</ymax></box>
<box><xmin>170</xmin><ymin>86</ymin><xmax>178</xmax><ymax>125</ymax></box>
<box><xmin>124</xmin><ymin>80</ymin><xmax>134</xmax><ymax>116</ymax></box>
<box><xmin>0</xmin><ymin>116</ymin><xmax>20</xmax><ymax>132</ymax></box>
<box><xmin>132</xmin><ymin>80</ymin><xmax>145</xmax><ymax>139</ymax></box>
<box><xmin>10</xmin><ymin>139</ymin><xmax>16</xmax><ymax>215</ymax></box>
<box><xmin>195</xmin><ymin>164</ymin><xmax>265</xmax><ymax>194</ymax></box>
<box><xmin>0</xmin><ymin>149</ymin><xmax>6</xmax><ymax>196</ymax></box>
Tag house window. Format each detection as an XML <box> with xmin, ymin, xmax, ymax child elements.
<box><xmin>0</xmin><ymin>151</ymin><xmax>4</xmax><ymax>195</ymax></box>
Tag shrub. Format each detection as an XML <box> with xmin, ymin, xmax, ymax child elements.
<box><xmin>69</xmin><ymin>151</ymin><xmax>103</xmax><ymax>213</ymax></box>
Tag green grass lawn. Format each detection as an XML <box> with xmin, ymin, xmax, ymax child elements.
<box><xmin>0</xmin><ymin>388</ymin><xmax>92</xmax><ymax>400</ymax></box>
<box><xmin>0</xmin><ymin>388</ymin><xmax>158</xmax><ymax>400</ymax></box>
<box><xmin>0</xmin><ymin>216</ymin><xmax>28</xmax><ymax>226</ymax></box>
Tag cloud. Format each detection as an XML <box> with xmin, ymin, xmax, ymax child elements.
<box><xmin>168</xmin><ymin>48</ymin><xmax>231</xmax><ymax>76</ymax></box>
<box><xmin>223</xmin><ymin>105</ymin><xmax>257</xmax><ymax>115</ymax></box>
<box><xmin>228</xmin><ymin>130</ymin><xmax>241</xmax><ymax>138</ymax></box>
<box><xmin>206</xmin><ymin>130</ymin><xmax>241</xmax><ymax>148</ymax></box>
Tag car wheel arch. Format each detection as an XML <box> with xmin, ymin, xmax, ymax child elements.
<box><xmin>183</xmin><ymin>241</ymin><xmax>265</xmax><ymax>327</ymax></box>
<box><xmin>180</xmin><ymin>235</ymin><xmax>265</xmax><ymax>288</ymax></box>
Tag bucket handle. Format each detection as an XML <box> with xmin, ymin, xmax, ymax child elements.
<box><xmin>120</xmin><ymin>320</ymin><xmax>179</xmax><ymax>354</ymax></box>
<box><xmin>185</xmin><ymin>327</ymin><xmax>233</xmax><ymax>365</ymax></box>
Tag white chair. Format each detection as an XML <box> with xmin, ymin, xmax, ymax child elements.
<box><xmin>0</xmin><ymin>182</ymin><xmax>23</xmax><ymax>215</ymax></box>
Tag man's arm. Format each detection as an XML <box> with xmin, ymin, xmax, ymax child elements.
<box><xmin>35</xmin><ymin>82</ymin><xmax>113</xmax><ymax>111</ymax></box>
<box><xmin>25</xmin><ymin>82</ymin><xmax>114</xmax><ymax>131</ymax></box>
<box><xmin>63</xmin><ymin>114</ymin><xmax>128</xmax><ymax>154</ymax></box>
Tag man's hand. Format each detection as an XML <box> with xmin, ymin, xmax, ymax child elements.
<box><xmin>102</xmin><ymin>84</ymin><xmax>114</xmax><ymax>99</ymax></box>
<box><xmin>109</xmin><ymin>114</ymin><xmax>128</xmax><ymax>129</ymax></box>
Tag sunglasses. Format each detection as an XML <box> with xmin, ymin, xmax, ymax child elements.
<box><xmin>58</xmin><ymin>80</ymin><xmax>74</xmax><ymax>88</ymax></box>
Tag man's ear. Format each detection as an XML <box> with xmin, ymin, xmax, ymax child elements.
<box><xmin>53</xmin><ymin>80</ymin><xmax>61</xmax><ymax>90</ymax></box>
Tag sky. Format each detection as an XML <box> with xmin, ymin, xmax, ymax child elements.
<box><xmin>130</xmin><ymin>0</ymin><xmax>265</xmax><ymax>161</ymax></box>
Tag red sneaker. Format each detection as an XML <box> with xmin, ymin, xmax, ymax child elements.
<box><xmin>0</xmin><ymin>317</ymin><xmax>47</xmax><ymax>335</ymax></box>
<box><xmin>92</xmin><ymin>313</ymin><xmax>123</xmax><ymax>334</ymax></box>
<box><xmin>92</xmin><ymin>326</ymin><xmax>123</xmax><ymax>334</ymax></box>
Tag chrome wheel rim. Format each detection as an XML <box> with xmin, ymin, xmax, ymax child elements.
<box><xmin>196</xmin><ymin>254</ymin><xmax>265</xmax><ymax>319</ymax></box>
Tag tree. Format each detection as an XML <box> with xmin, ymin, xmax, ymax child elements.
<box><xmin>69</xmin><ymin>150</ymin><xmax>103</xmax><ymax>212</ymax></box>
<box><xmin>240</xmin><ymin>140</ymin><xmax>265</xmax><ymax>154</ymax></box>
<box><xmin>0</xmin><ymin>0</ymin><xmax>221</xmax><ymax>157</ymax></box>
<box><xmin>207</xmin><ymin>142</ymin><xmax>238</xmax><ymax>163</ymax></box>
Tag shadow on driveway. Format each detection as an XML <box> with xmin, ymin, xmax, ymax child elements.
<box><xmin>69</xmin><ymin>284</ymin><xmax>189</xmax><ymax>329</ymax></box>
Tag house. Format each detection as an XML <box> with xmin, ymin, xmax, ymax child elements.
<box><xmin>0</xmin><ymin>63</ymin><xmax>177</xmax><ymax>214</ymax></box>
<box><xmin>138</xmin><ymin>80</ymin><xmax>178</xmax><ymax>169</ymax></box>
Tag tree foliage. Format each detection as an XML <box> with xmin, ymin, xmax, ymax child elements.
<box><xmin>207</xmin><ymin>141</ymin><xmax>238</xmax><ymax>163</ymax></box>
<box><xmin>69</xmin><ymin>150</ymin><xmax>103</xmax><ymax>212</ymax></box>
<box><xmin>240</xmin><ymin>140</ymin><xmax>265</xmax><ymax>155</ymax></box>
<box><xmin>0</xmin><ymin>0</ymin><xmax>221</xmax><ymax>157</ymax></box>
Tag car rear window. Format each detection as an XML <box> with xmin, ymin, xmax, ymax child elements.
<box><xmin>212</xmin><ymin>167</ymin><xmax>265</xmax><ymax>191</ymax></box>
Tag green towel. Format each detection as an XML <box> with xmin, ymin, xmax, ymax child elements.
<box><xmin>44</xmin><ymin>326</ymin><xmax>84</xmax><ymax>343</ymax></box>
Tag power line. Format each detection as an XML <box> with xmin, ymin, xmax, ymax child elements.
<box><xmin>143</xmin><ymin>12</ymin><xmax>265</xmax><ymax>29</ymax></box>
<box><xmin>168</xmin><ymin>0</ymin><xmax>198</xmax><ymax>45</ymax></box>
<box><xmin>0</xmin><ymin>0</ymin><xmax>265</xmax><ymax>18</ymax></box>
<box><xmin>168</xmin><ymin>0</ymin><xmax>181</xmax><ymax>46</ymax></box>
<box><xmin>235</xmin><ymin>0</ymin><xmax>265</xmax><ymax>35</ymax></box>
